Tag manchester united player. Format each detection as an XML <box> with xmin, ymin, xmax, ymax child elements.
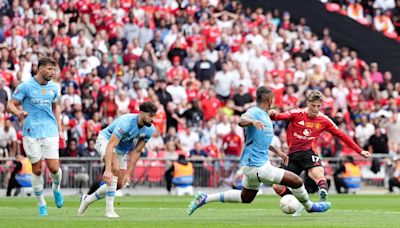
<box><xmin>269</xmin><ymin>90</ymin><xmax>371</xmax><ymax>216</ymax></box>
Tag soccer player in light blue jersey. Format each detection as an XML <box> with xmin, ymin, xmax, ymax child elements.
<box><xmin>187</xmin><ymin>86</ymin><xmax>331</xmax><ymax>216</ymax></box>
<box><xmin>7</xmin><ymin>57</ymin><xmax>64</xmax><ymax>217</ymax></box>
<box><xmin>78</xmin><ymin>101</ymin><xmax>157</xmax><ymax>218</ymax></box>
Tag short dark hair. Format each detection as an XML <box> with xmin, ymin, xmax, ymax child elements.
<box><xmin>139</xmin><ymin>101</ymin><xmax>158</xmax><ymax>114</ymax></box>
<box><xmin>38</xmin><ymin>57</ymin><xmax>57</xmax><ymax>69</ymax></box>
<box><xmin>256</xmin><ymin>86</ymin><xmax>273</xmax><ymax>103</ymax></box>
<box><xmin>307</xmin><ymin>90</ymin><xmax>324</xmax><ymax>102</ymax></box>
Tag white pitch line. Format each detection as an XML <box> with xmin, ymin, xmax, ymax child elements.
<box><xmin>0</xmin><ymin>207</ymin><xmax>399</xmax><ymax>214</ymax></box>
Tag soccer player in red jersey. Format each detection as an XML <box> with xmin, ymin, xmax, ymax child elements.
<box><xmin>269</xmin><ymin>90</ymin><xmax>371</xmax><ymax>216</ymax></box>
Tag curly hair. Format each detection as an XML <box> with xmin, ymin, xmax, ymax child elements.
<box><xmin>139</xmin><ymin>101</ymin><xmax>158</xmax><ymax>114</ymax></box>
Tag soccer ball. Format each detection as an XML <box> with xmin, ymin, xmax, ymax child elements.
<box><xmin>279</xmin><ymin>195</ymin><xmax>301</xmax><ymax>214</ymax></box>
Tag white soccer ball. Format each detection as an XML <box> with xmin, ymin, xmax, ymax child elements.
<box><xmin>279</xmin><ymin>194</ymin><xmax>301</xmax><ymax>214</ymax></box>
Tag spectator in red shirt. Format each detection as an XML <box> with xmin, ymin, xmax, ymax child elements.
<box><xmin>221</xmin><ymin>123</ymin><xmax>243</xmax><ymax>176</ymax></box>
<box><xmin>201</xmin><ymin>90</ymin><xmax>221</xmax><ymax>121</ymax></box>
<box><xmin>100</xmin><ymin>92</ymin><xmax>118</xmax><ymax>118</ymax></box>
<box><xmin>222</xmin><ymin>123</ymin><xmax>243</xmax><ymax>158</ymax></box>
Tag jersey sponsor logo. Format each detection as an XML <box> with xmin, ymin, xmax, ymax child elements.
<box><xmin>305</xmin><ymin>122</ymin><xmax>315</xmax><ymax>128</ymax></box>
<box><xmin>30</xmin><ymin>98</ymin><xmax>51</xmax><ymax>105</ymax></box>
<box><xmin>293</xmin><ymin>132</ymin><xmax>316</xmax><ymax>140</ymax></box>
<box><xmin>315</xmin><ymin>122</ymin><xmax>321</xmax><ymax>129</ymax></box>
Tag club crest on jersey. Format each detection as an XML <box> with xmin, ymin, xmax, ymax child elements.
<box><xmin>303</xmin><ymin>129</ymin><xmax>311</xmax><ymax>136</ymax></box>
<box><xmin>49</xmin><ymin>90</ymin><xmax>55</xmax><ymax>96</ymax></box>
<box><xmin>41</xmin><ymin>89</ymin><xmax>46</xmax><ymax>95</ymax></box>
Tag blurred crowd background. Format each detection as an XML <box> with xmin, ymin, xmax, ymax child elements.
<box><xmin>0</xmin><ymin>0</ymin><xmax>399</xmax><ymax>191</ymax></box>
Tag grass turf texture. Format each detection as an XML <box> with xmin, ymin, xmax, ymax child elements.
<box><xmin>0</xmin><ymin>194</ymin><xmax>399</xmax><ymax>227</ymax></box>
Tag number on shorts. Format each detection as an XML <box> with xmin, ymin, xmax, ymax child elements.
<box><xmin>311</xmin><ymin>155</ymin><xmax>320</xmax><ymax>163</ymax></box>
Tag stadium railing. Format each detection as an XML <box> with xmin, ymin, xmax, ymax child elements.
<box><xmin>0</xmin><ymin>155</ymin><xmax>395</xmax><ymax>190</ymax></box>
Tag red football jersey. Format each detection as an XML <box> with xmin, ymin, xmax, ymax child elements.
<box><xmin>272</xmin><ymin>108</ymin><xmax>362</xmax><ymax>155</ymax></box>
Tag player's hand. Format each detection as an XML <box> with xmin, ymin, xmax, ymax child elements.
<box><xmin>252</xmin><ymin>120</ymin><xmax>265</xmax><ymax>129</ymax></box>
<box><xmin>279</xmin><ymin>153</ymin><xmax>289</xmax><ymax>166</ymax></box>
<box><xmin>360</xmin><ymin>150</ymin><xmax>371</xmax><ymax>158</ymax></box>
<box><xmin>268</xmin><ymin>110</ymin><xmax>276</xmax><ymax>118</ymax></box>
<box><xmin>122</xmin><ymin>173</ymin><xmax>131</xmax><ymax>188</ymax></box>
<box><xmin>103</xmin><ymin>169</ymin><xmax>113</xmax><ymax>185</ymax></box>
<box><xmin>17</xmin><ymin>111</ymin><xmax>28</xmax><ymax>121</ymax></box>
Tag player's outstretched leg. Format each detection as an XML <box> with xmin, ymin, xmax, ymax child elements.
<box><xmin>280</xmin><ymin>170</ymin><xmax>331</xmax><ymax>215</ymax></box>
<box><xmin>187</xmin><ymin>189</ymin><xmax>246</xmax><ymax>215</ymax></box>
<box><xmin>78</xmin><ymin>184</ymin><xmax>107</xmax><ymax>216</ymax></box>
<box><xmin>50</xmin><ymin>167</ymin><xmax>64</xmax><ymax>208</ymax></box>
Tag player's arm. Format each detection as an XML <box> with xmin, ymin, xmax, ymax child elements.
<box><xmin>8</xmin><ymin>84</ymin><xmax>28</xmax><ymax>120</ymax></box>
<box><xmin>124</xmin><ymin>139</ymin><xmax>147</xmax><ymax>186</ymax></box>
<box><xmin>7</xmin><ymin>99</ymin><xmax>28</xmax><ymax>121</ymax></box>
<box><xmin>268</xmin><ymin>109</ymin><xmax>295</xmax><ymax>121</ymax></box>
<box><xmin>269</xmin><ymin>145</ymin><xmax>288</xmax><ymax>166</ymax></box>
<box><xmin>103</xmin><ymin>134</ymin><xmax>121</xmax><ymax>185</ymax></box>
<box><xmin>326</xmin><ymin>119</ymin><xmax>371</xmax><ymax>158</ymax></box>
<box><xmin>238</xmin><ymin>112</ymin><xmax>265</xmax><ymax>129</ymax></box>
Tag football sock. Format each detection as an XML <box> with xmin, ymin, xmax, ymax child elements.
<box><xmin>32</xmin><ymin>173</ymin><xmax>46</xmax><ymax>206</ymax></box>
<box><xmin>106</xmin><ymin>176</ymin><xmax>118</xmax><ymax>212</ymax></box>
<box><xmin>50</xmin><ymin>168</ymin><xmax>62</xmax><ymax>191</ymax></box>
<box><xmin>206</xmin><ymin>190</ymin><xmax>242</xmax><ymax>203</ymax></box>
<box><xmin>291</xmin><ymin>185</ymin><xmax>313</xmax><ymax>210</ymax></box>
<box><xmin>86</xmin><ymin>183</ymin><xmax>107</xmax><ymax>204</ymax></box>
<box><xmin>317</xmin><ymin>177</ymin><xmax>329</xmax><ymax>192</ymax></box>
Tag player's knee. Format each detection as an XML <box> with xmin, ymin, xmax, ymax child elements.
<box><xmin>240</xmin><ymin>191</ymin><xmax>256</xmax><ymax>204</ymax></box>
<box><xmin>48</xmin><ymin>166</ymin><xmax>59</xmax><ymax>174</ymax></box>
<box><xmin>241</xmin><ymin>196</ymin><xmax>254</xmax><ymax>204</ymax></box>
<box><xmin>111</xmin><ymin>167</ymin><xmax>120</xmax><ymax>176</ymax></box>
<box><xmin>32</xmin><ymin>168</ymin><xmax>41</xmax><ymax>176</ymax></box>
<box><xmin>292</xmin><ymin>176</ymin><xmax>303</xmax><ymax>189</ymax></box>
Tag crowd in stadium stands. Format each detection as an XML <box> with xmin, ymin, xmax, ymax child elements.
<box><xmin>0</xmin><ymin>0</ymin><xmax>399</xmax><ymax>180</ymax></box>
<box><xmin>324</xmin><ymin>0</ymin><xmax>400</xmax><ymax>40</ymax></box>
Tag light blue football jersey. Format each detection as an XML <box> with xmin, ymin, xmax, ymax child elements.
<box><xmin>239</xmin><ymin>106</ymin><xmax>274</xmax><ymax>167</ymax></box>
<box><xmin>12</xmin><ymin>77</ymin><xmax>59</xmax><ymax>138</ymax></box>
<box><xmin>100</xmin><ymin>114</ymin><xmax>155</xmax><ymax>155</ymax></box>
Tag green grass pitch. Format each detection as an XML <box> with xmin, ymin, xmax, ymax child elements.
<box><xmin>0</xmin><ymin>194</ymin><xmax>399</xmax><ymax>227</ymax></box>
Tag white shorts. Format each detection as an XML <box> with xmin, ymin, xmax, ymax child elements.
<box><xmin>96</xmin><ymin>134</ymin><xmax>128</xmax><ymax>170</ymax></box>
<box><xmin>241</xmin><ymin>161</ymin><xmax>285</xmax><ymax>190</ymax></box>
<box><xmin>23</xmin><ymin>136</ymin><xmax>59</xmax><ymax>164</ymax></box>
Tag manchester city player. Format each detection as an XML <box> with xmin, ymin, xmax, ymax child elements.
<box><xmin>78</xmin><ymin>101</ymin><xmax>157</xmax><ymax>218</ymax></box>
<box><xmin>7</xmin><ymin>57</ymin><xmax>64</xmax><ymax>216</ymax></box>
